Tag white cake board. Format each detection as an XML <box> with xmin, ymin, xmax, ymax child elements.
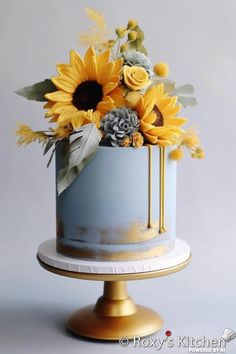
<box><xmin>37</xmin><ymin>238</ymin><xmax>190</xmax><ymax>275</ymax></box>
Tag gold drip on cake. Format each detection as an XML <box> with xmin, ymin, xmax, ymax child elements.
<box><xmin>159</xmin><ymin>146</ymin><xmax>167</xmax><ymax>233</ymax></box>
<box><xmin>147</xmin><ymin>145</ymin><xmax>153</xmax><ymax>228</ymax></box>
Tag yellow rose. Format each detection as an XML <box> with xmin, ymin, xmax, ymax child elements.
<box><xmin>123</xmin><ymin>65</ymin><xmax>150</xmax><ymax>91</ymax></box>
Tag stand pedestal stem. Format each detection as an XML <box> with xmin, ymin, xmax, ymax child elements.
<box><xmin>94</xmin><ymin>281</ymin><xmax>136</xmax><ymax>317</ymax></box>
<box><xmin>104</xmin><ymin>281</ymin><xmax>128</xmax><ymax>299</ymax></box>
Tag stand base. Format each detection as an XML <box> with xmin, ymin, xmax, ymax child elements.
<box><xmin>66</xmin><ymin>305</ymin><xmax>163</xmax><ymax>340</ymax></box>
<box><xmin>66</xmin><ymin>281</ymin><xmax>163</xmax><ymax>340</ymax></box>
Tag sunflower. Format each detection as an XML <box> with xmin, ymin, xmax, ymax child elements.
<box><xmin>135</xmin><ymin>84</ymin><xmax>187</xmax><ymax>146</ymax></box>
<box><xmin>44</xmin><ymin>47</ymin><xmax>125</xmax><ymax>129</ymax></box>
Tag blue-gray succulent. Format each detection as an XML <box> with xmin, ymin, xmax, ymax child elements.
<box><xmin>122</xmin><ymin>49</ymin><xmax>152</xmax><ymax>76</ymax></box>
<box><xmin>101</xmin><ymin>107</ymin><xmax>139</xmax><ymax>147</ymax></box>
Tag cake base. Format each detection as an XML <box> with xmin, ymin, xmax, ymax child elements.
<box><xmin>38</xmin><ymin>238</ymin><xmax>190</xmax><ymax>276</ymax></box>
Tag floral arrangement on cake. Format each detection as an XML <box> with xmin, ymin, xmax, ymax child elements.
<box><xmin>16</xmin><ymin>8</ymin><xmax>204</xmax><ymax>194</ymax></box>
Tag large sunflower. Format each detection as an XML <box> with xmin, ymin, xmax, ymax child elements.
<box><xmin>44</xmin><ymin>47</ymin><xmax>124</xmax><ymax>129</ymax></box>
<box><xmin>135</xmin><ymin>84</ymin><xmax>187</xmax><ymax>146</ymax></box>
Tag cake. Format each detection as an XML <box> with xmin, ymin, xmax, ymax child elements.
<box><xmin>56</xmin><ymin>145</ymin><xmax>176</xmax><ymax>261</ymax></box>
<box><xmin>16</xmin><ymin>8</ymin><xmax>204</xmax><ymax>262</ymax></box>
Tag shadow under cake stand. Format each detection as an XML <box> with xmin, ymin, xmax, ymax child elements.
<box><xmin>37</xmin><ymin>238</ymin><xmax>191</xmax><ymax>340</ymax></box>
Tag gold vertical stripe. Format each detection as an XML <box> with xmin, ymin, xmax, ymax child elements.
<box><xmin>147</xmin><ymin>145</ymin><xmax>153</xmax><ymax>228</ymax></box>
<box><xmin>159</xmin><ymin>146</ymin><xmax>167</xmax><ymax>233</ymax></box>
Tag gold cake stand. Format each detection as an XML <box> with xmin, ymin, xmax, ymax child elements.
<box><xmin>37</xmin><ymin>252</ymin><xmax>191</xmax><ymax>341</ymax></box>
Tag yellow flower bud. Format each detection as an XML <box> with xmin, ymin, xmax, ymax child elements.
<box><xmin>153</xmin><ymin>62</ymin><xmax>169</xmax><ymax>78</ymax></box>
<box><xmin>128</xmin><ymin>30</ymin><xmax>138</xmax><ymax>41</ymax></box>
<box><xmin>170</xmin><ymin>148</ymin><xmax>184</xmax><ymax>161</ymax></box>
<box><xmin>195</xmin><ymin>148</ymin><xmax>205</xmax><ymax>159</ymax></box>
<box><xmin>183</xmin><ymin>134</ymin><xmax>200</xmax><ymax>148</ymax></box>
<box><xmin>106</xmin><ymin>39</ymin><xmax>115</xmax><ymax>48</ymax></box>
<box><xmin>120</xmin><ymin>43</ymin><xmax>129</xmax><ymax>53</ymax></box>
<box><xmin>132</xmin><ymin>132</ymin><xmax>144</xmax><ymax>148</ymax></box>
<box><xmin>125</xmin><ymin>91</ymin><xmax>142</xmax><ymax>108</ymax></box>
<box><xmin>115</xmin><ymin>27</ymin><xmax>127</xmax><ymax>38</ymax></box>
<box><xmin>119</xmin><ymin>135</ymin><xmax>131</xmax><ymax>147</ymax></box>
<box><xmin>127</xmin><ymin>19</ymin><xmax>138</xmax><ymax>29</ymax></box>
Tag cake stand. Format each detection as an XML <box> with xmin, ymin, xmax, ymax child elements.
<box><xmin>37</xmin><ymin>238</ymin><xmax>191</xmax><ymax>340</ymax></box>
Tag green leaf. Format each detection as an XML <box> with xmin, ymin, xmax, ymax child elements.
<box><xmin>15</xmin><ymin>79</ymin><xmax>56</xmax><ymax>102</ymax></box>
<box><xmin>128</xmin><ymin>25</ymin><xmax>148</xmax><ymax>55</ymax></box>
<box><xmin>172</xmin><ymin>84</ymin><xmax>195</xmax><ymax>95</ymax></box>
<box><xmin>57</xmin><ymin>124</ymin><xmax>102</xmax><ymax>195</ymax></box>
<box><xmin>177</xmin><ymin>96</ymin><xmax>198</xmax><ymax>107</ymax></box>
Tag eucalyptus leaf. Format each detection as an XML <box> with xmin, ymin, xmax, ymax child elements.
<box><xmin>177</xmin><ymin>96</ymin><xmax>198</xmax><ymax>107</ymax></box>
<box><xmin>57</xmin><ymin>124</ymin><xmax>102</xmax><ymax>195</ymax></box>
<box><xmin>172</xmin><ymin>84</ymin><xmax>195</xmax><ymax>95</ymax></box>
<box><xmin>15</xmin><ymin>79</ymin><xmax>56</xmax><ymax>102</ymax></box>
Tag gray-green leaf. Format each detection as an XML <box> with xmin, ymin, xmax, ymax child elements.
<box><xmin>15</xmin><ymin>79</ymin><xmax>56</xmax><ymax>102</ymax></box>
<box><xmin>151</xmin><ymin>79</ymin><xmax>176</xmax><ymax>93</ymax></box>
<box><xmin>172</xmin><ymin>84</ymin><xmax>195</xmax><ymax>95</ymax></box>
<box><xmin>57</xmin><ymin>124</ymin><xmax>102</xmax><ymax>195</ymax></box>
<box><xmin>177</xmin><ymin>96</ymin><xmax>198</xmax><ymax>107</ymax></box>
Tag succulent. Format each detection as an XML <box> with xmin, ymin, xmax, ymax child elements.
<box><xmin>101</xmin><ymin>107</ymin><xmax>139</xmax><ymax>147</ymax></box>
<box><xmin>122</xmin><ymin>49</ymin><xmax>152</xmax><ymax>75</ymax></box>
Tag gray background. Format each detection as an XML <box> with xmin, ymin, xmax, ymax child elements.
<box><xmin>1</xmin><ymin>0</ymin><xmax>236</xmax><ymax>353</ymax></box>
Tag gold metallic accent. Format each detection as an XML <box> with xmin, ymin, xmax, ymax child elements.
<box><xmin>148</xmin><ymin>145</ymin><xmax>153</xmax><ymax>228</ymax></box>
<box><xmin>57</xmin><ymin>240</ymin><xmax>173</xmax><ymax>261</ymax></box>
<box><xmin>77</xmin><ymin>220</ymin><xmax>159</xmax><ymax>245</ymax></box>
<box><xmin>118</xmin><ymin>220</ymin><xmax>159</xmax><ymax>243</ymax></box>
<box><xmin>37</xmin><ymin>255</ymin><xmax>191</xmax><ymax>340</ymax></box>
<box><xmin>159</xmin><ymin>146</ymin><xmax>167</xmax><ymax>233</ymax></box>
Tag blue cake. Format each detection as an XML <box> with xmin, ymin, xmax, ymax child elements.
<box><xmin>56</xmin><ymin>145</ymin><xmax>177</xmax><ymax>261</ymax></box>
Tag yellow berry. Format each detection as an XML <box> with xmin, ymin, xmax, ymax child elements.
<box><xmin>170</xmin><ymin>148</ymin><xmax>184</xmax><ymax>161</ymax></box>
<box><xmin>115</xmin><ymin>27</ymin><xmax>127</xmax><ymax>38</ymax></box>
<box><xmin>125</xmin><ymin>91</ymin><xmax>141</xmax><ymax>108</ymax></box>
<box><xmin>128</xmin><ymin>31</ymin><xmax>138</xmax><ymax>41</ymax></box>
<box><xmin>120</xmin><ymin>43</ymin><xmax>129</xmax><ymax>52</ymax></box>
<box><xmin>127</xmin><ymin>19</ymin><xmax>138</xmax><ymax>29</ymax></box>
<box><xmin>153</xmin><ymin>62</ymin><xmax>169</xmax><ymax>78</ymax></box>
